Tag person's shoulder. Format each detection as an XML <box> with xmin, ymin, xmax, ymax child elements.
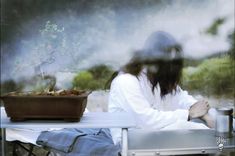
<box><xmin>116</xmin><ymin>73</ymin><xmax>138</xmax><ymax>81</ymax></box>
<box><xmin>113</xmin><ymin>73</ymin><xmax>139</xmax><ymax>86</ymax></box>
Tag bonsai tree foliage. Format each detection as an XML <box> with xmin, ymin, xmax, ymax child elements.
<box><xmin>7</xmin><ymin>21</ymin><xmax>64</xmax><ymax>92</ymax></box>
<box><xmin>13</xmin><ymin>21</ymin><xmax>65</xmax><ymax>77</ymax></box>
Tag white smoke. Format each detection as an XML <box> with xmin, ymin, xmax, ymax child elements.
<box><xmin>1</xmin><ymin>0</ymin><xmax>234</xmax><ymax>82</ymax></box>
<box><xmin>129</xmin><ymin>0</ymin><xmax>234</xmax><ymax>58</ymax></box>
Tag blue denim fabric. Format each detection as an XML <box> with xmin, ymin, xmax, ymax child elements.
<box><xmin>36</xmin><ymin>128</ymin><xmax>121</xmax><ymax>156</ymax></box>
<box><xmin>36</xmin><ymin>128</ymin><xmax>86</xmax><ymax>152</ymax></box>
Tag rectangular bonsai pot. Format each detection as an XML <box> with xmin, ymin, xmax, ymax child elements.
<box><xmin>1</xmin><ymin>92</ymin><xmax>89</xmax><ymax>122</ymax></box>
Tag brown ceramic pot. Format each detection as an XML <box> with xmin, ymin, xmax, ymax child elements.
<box><xmin>1</xmin><ymin>92</ymin><xmax>89</xmax><ymax>122</ymax></box>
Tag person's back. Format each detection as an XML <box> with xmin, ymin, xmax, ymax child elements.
<box><xmin>108</xmin><ymin>31</ymin><xmax>213</xmax><ymax>145</ymax></box>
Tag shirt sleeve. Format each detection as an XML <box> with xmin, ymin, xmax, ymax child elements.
<box><xmin>112</xmin><ymin>74</ymin><xmax>189</xmax><ymax>129</ymax></box>
<box><xmin>173</xmin><ymin>86</ymin><xmax>198</xmax><ymax>110</ymax></box>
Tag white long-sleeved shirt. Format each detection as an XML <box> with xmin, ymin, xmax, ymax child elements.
<box><xmin>108</xmin><ymin>71</ymin><xmax>208</xmax><ymax>144</ymax></box>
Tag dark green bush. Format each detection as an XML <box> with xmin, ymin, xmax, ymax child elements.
<box><xmin>0</xmin><ymin>80</ymin><xmax>21</xmax><ymax>95</ymax></box>
<box><xmin>228</xmin><ymin>30</ymin><xmax>235</xmax><ymax>59</ymax></box>
<box><xmin>72</xmin><ymin>64</ymin><xmax>114</xmax><ymax>90</ymax></box>
<box><xmin>88</xmin><ymin>64</ymin><xmax>113</xmax><ymax>79</ymax></box>
<box><xmin>73</xmin><ymin>71</ymin><xmax>95</xmax><ymax>90</ymax></box>
<box><xmin>205</xmin><ymin>17</ymin><xmax>226</xmax><ymax>36</ymax></box>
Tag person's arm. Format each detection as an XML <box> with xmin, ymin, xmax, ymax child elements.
<box><xmin>173</xmin><ymin>87</ymin><xmax>210</xmax><ymax>121</ymax></box>
<box><xmin>112</xmin><ymin>74</ymin><xmax>189</xmax><ymax>129</ymax></box>
<box><xmin>185</xmin><ymin>98</ymin><xmax>214</xmax><ymax>128</ymax></box>
<box><xmin>200</xmin><ymin>113</ymin><xmax>215</xmax><ymax>128</ymax></box>
<box><xmin>173</xmin><ymin>87</ymin><xmax>197</xmax><ymax>109</ymax></box>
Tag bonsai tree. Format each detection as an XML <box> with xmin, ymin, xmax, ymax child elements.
<box><xmin>13</xmin><ymin>21</ymin><xmax>65</xmax><ymax>77</ymax></box>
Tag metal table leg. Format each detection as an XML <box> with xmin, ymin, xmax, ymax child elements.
<box><xmin>1</xmin><ymin>128</ymin><xmax>6</xmax><ymax>156</ymax></box>
<box><xmin>122</xmin><ymin>128</ymin><xmax>128</xmax><ymax>156</ymax></box>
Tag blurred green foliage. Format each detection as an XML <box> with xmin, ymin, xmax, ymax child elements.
<box><xmin>205</xmin><ymin>17</ymin><xmax>226</xmax><ymax>35</ymax></box>
<box><xmin>0</xmin><ymin>80</ymin><xmax>22</xmax><ymax>95</ymax></box>
<box><xmin>228</xmin><ymin>30</ymin><xmax>235</xmax><ymax>59</ymax></box>
<box><xmin>0</xmin><ymin>75</ymin><xmax>56</xmax><ymax>95</ymax></box>
<box><xmin>182</xmin><ymin>56</ymin><xmax>234</xmax><ymax>97</ymax></box>
<box><xmin>23</xmin><ymin>75</ymin><xmax>56</xmax><ymax>92</ymax></box>
<box><xmin>72</xmin><ymin>64</ymin><xmax>114</xmax><ymax>90</ymax></box>
<box><xmin>88</xmin><ymin>64</ymin><xmax>113</xmax><ymax>79</ymax></box>
<box><xmin>73</xmin><ymin>71</ymin><xmax>96</xmax><ymax>90</ymax></box>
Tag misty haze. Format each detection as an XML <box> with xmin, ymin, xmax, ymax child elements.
<box><xmin>0</xmin><ymin>1</ymin><xmax>235</xmax><ymax>155</ymax></box>
<box><xmin>1</xmin><ymin>0</ymin><xmax>234</xmax><ymax>109</ymax></box>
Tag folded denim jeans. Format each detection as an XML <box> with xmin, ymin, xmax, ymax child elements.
<box><xmin>36</xmin><ymin>128</ymin><xmax>87</xmax><ymax>153</ymax></box>
<box><xmin>36</xmin><ymin>128</ymin><xmax>120</xmax><ymax>156</ymax></box>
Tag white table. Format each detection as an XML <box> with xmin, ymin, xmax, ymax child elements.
<box><xmin>128</xmin><ymin>129</ymin><xmax>235</xmax><ymax>155</ymax></box>
<box><xmin>0</xmin><ymin>107</ymin><xmax>136</xmax><ymax>156</ymax></box>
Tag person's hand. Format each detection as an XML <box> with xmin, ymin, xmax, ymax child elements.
<box><xmin>188</xmin><ymin>100</ymin><xmax>210</xmax><ymax>120</ymax></box>
<box><xmin>201</xmin><ymin>113</ymin><xmax>215</xmax><ymax>128</ymax></box>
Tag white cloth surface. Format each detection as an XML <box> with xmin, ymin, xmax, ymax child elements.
<box><xmin>5</xmin><ymin>108</ymin><xmax>90</xmax><ymax>145</ymax></box>
<box><xmin>108</xmin><ymin>71</ymin><xmax>208</xmax><ymax>144</ymax></box>
<box><xmin>161</xmin><ymin>120</ymin><xmax>208</xmax><ymax>130</ymax></box>
<box><xmin>6</xmin><ymin>128</ymin><xmax>62</xmax><ymax>145</ymax></box>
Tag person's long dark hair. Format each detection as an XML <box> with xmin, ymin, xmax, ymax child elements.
<box><xmin>105</xmin><ymin>48</ymin><xmax>183</xmax><ymax>98</ymax></box>
<box><xmin>106</xmin><ymin>31</ymin><xmax>184</xmax><ymax>98</ymax></box>
<box><xmin>105</xmin><ymin>57</ymin><xmax>142</xmax><ymax>90</ymax></box>
<box><xmin>146</xmin><ymin>58</ymin><xmax>183</xmax><ymax>97</ymax></box>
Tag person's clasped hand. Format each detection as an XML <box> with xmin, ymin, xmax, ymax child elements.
<box><xmin>188</xmin><ymin>100</ymin><xmax>215</xmax><ymax>128</ymax></box>
<box><xmin>188</xmin><ymin>100</ymin><xmax>210</xmax><ymax>120</ymax></box>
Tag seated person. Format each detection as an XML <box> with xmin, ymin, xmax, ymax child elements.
<box><xmin>107</xmin><ymin>31</ymin><xmax>215</xmax><ymax>145</ymax></box>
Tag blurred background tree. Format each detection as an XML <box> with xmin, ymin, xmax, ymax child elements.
<box><xmin>228</xmin><ymin>31</ymin><xmax>235</xmax><ymax>59</ymax></box>
<box><xmin>182</xmin><ymin>56</ymin><xmax>234</xmax><ymax>98</ymax></box>
<box><xmin>72</xmin><ymin>64</ymin><xmax>114</xmax><ymax>90</ymax></box>
<box><xmin>182</xmin><ymin>19</ymin><xmax>235</xmax><ymax>98</ymax></box>
<box><xmin>205</xmin><ymin>17</ymin><xmax>226</xmax><ymax>36</ymax></box>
